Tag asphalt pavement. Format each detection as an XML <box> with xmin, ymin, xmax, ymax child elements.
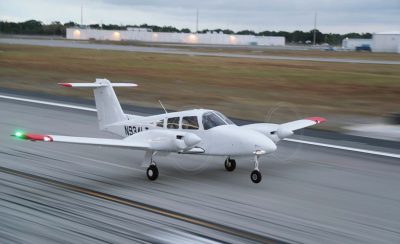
<box><xmin>0</xmin><ymin>168</ymin><xmax>246</xmax><ymax>244</ymax></box>
<box><xmin>0</xmin><ymin>93</ymin><xmax>400</xmax><ymax>243</ymax></box>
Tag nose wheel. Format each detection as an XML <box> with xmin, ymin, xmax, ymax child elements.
<box><xmin>250</xmin><ymin>170</ymin><xmax>262</xmax><ymax>183</ymax></box>
<box><xmin>147</xmin><ymin>164</ymin><xmax>159</xmax><ymax>181</ymax></box>
<box><xmin>224</xmin><ymin>157</ymin><xmax>236</xmax><ymax>171</ymax></box>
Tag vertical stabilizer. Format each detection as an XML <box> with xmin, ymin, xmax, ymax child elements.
<box><xmin>93</xmin><ymin>79</ymin><xmax>126</xmax><ymax>129</ymax></box>
<box><xmin>59</xmin><ymin>78</ymin><xmax>137</xmax><ymax>130</ymax></box>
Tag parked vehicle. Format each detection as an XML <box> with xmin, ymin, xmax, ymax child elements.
<box><xmin>355</xmin><ymin>44</ymin><xmax>371</xmax><ymax>52</ymax></box>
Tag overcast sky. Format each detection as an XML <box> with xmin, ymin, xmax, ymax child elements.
<box><xmin>1</xmin><ymin>0</ymin><xmax>399</xmax><ymax>33</ymax></box>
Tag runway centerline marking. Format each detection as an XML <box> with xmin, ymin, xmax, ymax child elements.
<box><xmin>2</xmin><ymin>94</ymin><xmax>399</xmax><ymax>159</ymax></box>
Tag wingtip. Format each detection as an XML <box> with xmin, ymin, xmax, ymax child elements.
<box><xmin>26</xmin><ymin>134</ymin><xmax>53</xmax><ymax>141</ymax></box>
<box><xmin>12</xmin><ymin>133</ymin><xmax>53</xmax><ymax>141</ymax></box>
<box><xmin>58</xmin><ymin>83</ymin><xmax>72</xmax><ymax>87</ymax></box>
<box><xmin>306</xmin><ymin>117</ymin><xmax>327</xmax><ymax>124</ymax></box>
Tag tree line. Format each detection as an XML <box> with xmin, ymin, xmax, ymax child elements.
<box><xmin>0</xmin><ymin>20</ymin><xmax>372</xmax><ymax>45</ymax></box>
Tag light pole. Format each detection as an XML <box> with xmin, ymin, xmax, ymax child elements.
<box><xmin>196</xmin><ymin>9</ymin><xmax>199</xmax><ymax>33</ymax></box>
<box><xmin>313</xmin><ymin>12</ymin><xmax>317</xmax><ymax>46</ymax></box>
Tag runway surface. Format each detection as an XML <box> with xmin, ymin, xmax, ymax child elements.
<box><xmin>1</xmin><ymin>93</ymin><xmax>400</xmax><ymax>243</ymax></box>
<box><xmin>1</xmin><ymin>37</ymin><xmax>399</xmax><ymax>65</ymax></box>
<box><xmin>0</xmin><ymin>167</ymin><xmax>247</xmax><ymax>244</ymax></box>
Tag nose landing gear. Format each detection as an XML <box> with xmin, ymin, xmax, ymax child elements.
<box><xmin>250</xmin><ymin>154</ymin><xmax>262</xmax><ymax>183</ymax></box>
<box><xmin>250</xmin><ymin>170</ymin><xmax>262</xmax><ymax>183</ymax></box>
<box><xmin>224</xmin><ymin>157</ymin><xmax>236</xmax><ymax>171</ymax></box>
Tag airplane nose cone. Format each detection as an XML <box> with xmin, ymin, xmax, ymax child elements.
<box><xmin>184</xmin><ymin>133</ymin><xmax>202</xmax><ymax>147</ymax></box>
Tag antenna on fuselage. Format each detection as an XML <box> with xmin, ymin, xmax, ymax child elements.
<box><xmin>158</xmin><ymin>100</ymin><xmax>168</xmax><ymax>114</ymax></box>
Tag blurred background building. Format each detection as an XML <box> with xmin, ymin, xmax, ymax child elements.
<box><xmin>342</xmin><ymin>38</ymin><xmax>372</xmax><ymax>50</ymax></box>
<box><xmin>66</xmin><ymin>28</ymin><xmax>285</xmax><ymax>46</ymax></box>
<box><xmin>342</xmin><ymin>31</ymin><xmax>400</xmax><ymax>53</ymax></box>
<box><xmin>372</xmin><ymin>31</ymin><xmax>400</xmax><ymax>53</ymax></box>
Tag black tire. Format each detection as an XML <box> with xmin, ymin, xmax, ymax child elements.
<box><xmin>250</xmin><ymin>170</ymin><xmax>262</xmax><ymax>183</ymax></box>
<box><xmin>146</xmin><ymin>165</ymin><xmax>159</xmax><ymax>181</ymax></box>
<box><xmin>224</xmin><ymin>158</ymin><xmax>236</xmax><ymax>172</ymax></box>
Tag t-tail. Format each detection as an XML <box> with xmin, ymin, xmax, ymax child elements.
<box><xmin>59</xmin><ymin>78</ymin><xmax>137</xmax><ymax>130</ymax></box>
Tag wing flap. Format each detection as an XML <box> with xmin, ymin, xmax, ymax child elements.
<box><xmin>51</xmin><ymin>135</ymin><xmax>148</xmax><ymax>148</ymax></box>
<box><xmin>58</xmin><ymin>82</ymin><xmax>137</xmax><ymax>88</ymax></box>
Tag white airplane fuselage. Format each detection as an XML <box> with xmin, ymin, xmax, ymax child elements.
<box><xmin>104</xmin><ymin>109</ymin><xmax>277</xmax><ymax>157</ymax></box>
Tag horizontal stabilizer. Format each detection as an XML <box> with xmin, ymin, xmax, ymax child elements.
<box><xmin>59</xmin><ymin>83</ymin><xmax>137</xmax><ymax>88</ymax></box>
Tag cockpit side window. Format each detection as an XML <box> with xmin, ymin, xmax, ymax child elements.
<box><xmin>156</xmin><ymin>119</ymin><xmax>164</xmax><ymax>128</ymax></box>
<box><xmin>167</xmin><ymin>117</ymin><xmax>180</xmax><ymax>129</ymax></box>
<box><xmin>182</xmin><ymin>116</ymin><xmax>199</xmax><ymax>130</ymax></box>
<box><xmin>202</xmin><ymin>112</ymin><xmax>226</xmax><ymax>130</ymax></box>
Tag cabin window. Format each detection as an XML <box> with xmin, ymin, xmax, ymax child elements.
<box><xmin>182</xmin><ymin>116</ymin><xmax>199</xmax><ymax>130</ymax></box>
<box><xmin>202</xmin><ymin>112</ymin><xmax>226</xmax><ymax>130</ymax></box>
<box><xmin>167</xmin><ymin>117</ymin><xmax>180</xmax><ymax>129</ymax></box>
<box><xmin>156</xmin><ymin>119</ymin><xmax>164</xmax><ymax>128</ymax></box>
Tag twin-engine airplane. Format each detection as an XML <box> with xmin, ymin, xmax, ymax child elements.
<box><xmin>12</xmin><ymin>79</ymin><xmax>326</xmax><ymax>183</ymax></box>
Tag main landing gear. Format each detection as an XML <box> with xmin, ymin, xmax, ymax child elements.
<box><xmin>250</xmin><ymin>154</ymin><xmax>262</xmax><ymax>183</ymax></box>
<box><xmin>145</xmin><ymin>151</ymin><xmax>159</xmax><ymax>181</ymax></box>
<box><xmin>224</xmin><ymin>157</ymin><xmax>236</xmax><ymax>171</ymax></box>
<box><xmin>146</xmin><ymin>163</ymin><xmax>159</xmax><ymax>181</ymax></box>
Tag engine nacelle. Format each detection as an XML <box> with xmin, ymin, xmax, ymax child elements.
<box><xmin>149</xmin><ymin>131</ymin><xmax>201</xmax><ymax>152</ymax></box>
<box><xmin>183</xmin><ymin>133</ymin><xmax>202</xmax><ymax>147</ymax></box>
<box><xmin>277</xmin><ymin>128</ymin><xmax>294</xmax><ymax>139</ymax></box>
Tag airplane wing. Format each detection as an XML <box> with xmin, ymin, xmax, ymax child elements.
<box><xmin>12</xmin><ymin>130</ymin><xmax>201</xmax><ymax>153</ymax></box>
<box><xmin>279</xmin><ymin>117</ymin><xmax>326</xmax><ymax>131</ymax></box>
<box><xmin>12</xmin><ymin>133</ymin><xmax>148</xmax><ymax>149</ymax></box>
<box><xmin>241</xmin><ymin>117</ymin><xmax>326</xmax><ymax>142</ymax></box>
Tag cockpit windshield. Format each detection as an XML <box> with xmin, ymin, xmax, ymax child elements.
<box><xmin>214</xmin><ymin>111</ymin><xmax>234</xmax><ymax>125</ymax></box>
<box><xmin>202</xmin><ymin>111</ymin><xmax>234</xmax><ymax>130</ymax></box>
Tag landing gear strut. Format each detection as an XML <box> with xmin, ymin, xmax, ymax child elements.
<box><xmin>224</xmin><ymin>157</ymin><xmax>236</xmax><ymax>171</ymax></box>
<box><xmin>250</xmin><ymin>154</ymin><xmax>262</xmax><ymax>183</ymax></box>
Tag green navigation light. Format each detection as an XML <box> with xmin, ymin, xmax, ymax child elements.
<box><xmin>14</xmin><ymin>130</ymin><xmax>25</xmax><ymax>138</ymax></box>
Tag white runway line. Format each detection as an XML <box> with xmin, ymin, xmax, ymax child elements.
<box><xmin>284</xmin><ymin>138</ymin><xmax>400</xmax><ymax>159</ymax></box>
<box><xmin>0</xmin><ymin>94</ymin><xmax>96</xmax><ymax>112</ymax></box>
<box><xmin>1</xmin><ymin>94</ymin><xmax>400</xmax><ymax>159</ymax></box>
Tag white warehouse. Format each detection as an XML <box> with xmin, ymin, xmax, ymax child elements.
<box><xmin>372</xmin><ymin>31</ymin><xmax>400</xmax><ymax>53</ymax></box>
<box><xmin>342</xmin><ymin>38</ymin><xmax>372</xmax><ymax>50</ymax></box>
<box><xmin>66</xmin><ymin>28</ymin><xmax>285</xmax><ymax>46</ymax></box>
<box><xmin>341</xmin><ymin>31</ymin><xmax>400</xmax><ymax>53</ymax></box>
